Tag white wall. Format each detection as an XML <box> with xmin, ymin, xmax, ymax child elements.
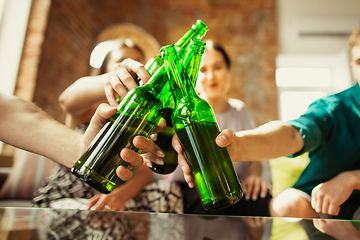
<box><xmin>276</xmin><ymin>0</ymin><xmax>359</xmax><ymax>121</ymax></box>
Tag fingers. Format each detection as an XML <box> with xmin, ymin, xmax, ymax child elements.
<box><xmin>105</xmin><ymin>73</ymin><xmax>125</xmax><ymax>106</ymax></box>
<box><xmin>142</xmin><ymin>152</ymin><xmax>164</xmax><ymax>169</ymax></box>
<box><xmin>172</xmin><ymin>133</ymin><xmax>183</xmax><ymax>154</ymax></box>
<box><xmin>117</xmin><ymin>147</ymin><xmax>142</xmax><ymax>181</ymax></box>
<box><xmin>152</xmin><ymin>118</ymin><xmax>167</xmax><ymax>134</ymax></box>
<box><xmin>115</xmin><ymin>58</ymin><xmax>150</xmax><ymax>85</ymax></box>
<box><xmin>87</xmin><ymin>195</ymin><xmax>101</xmax><ymax>210</ymax></box>
<box><xmin>328</xmin><ymin>204</ymin><xmax>340</xmax><ymax>216</ymax></box>
<box><xmin>116</xmin><ymin>165</ymin><xmax>133</xmax><ymax>181</ymax></box>
<box><xmin>119</xmin><ymin>148</ymin><xmax>143</xmax><ymax>168</ymax></box>
<box><xmin>243</xmin><ymin>180</ymin><xmax>259</xmax><ymax>201</ymax></box>
<box><xmin>251</xmin><ymin>180</ymin><xmax>261</xmax><ymax>201</ymax></box>
<box><xmin>178</xmin><ymin>152</ymin><xmax>195</xmax><ymax>188</ymax></box>
<box><xmin>132</xmin><ymin>135</ymin><xmax>165</xmax><ymax>168</ymax></box>
<box><xmin>141</xmin><ymin>119</ymin><xmax>166</xmax><ymax>168</ymax></box>
<box><xmin>172</xmin><ymin>133</ymin><xmax>194</xmax><ymax>188</ymax></box>
<box><xmin>82</xmin><ymin>104</ymin><xmax>117</xmax><ymax>149</ymax></box>
<box><xmin>243</xmin><ymin>176</ymin><xmax>271</xmax><ymax>201</ymax></box>
<box><xmin>261</xmin><ymin>182</ymin><xmax>272</xmax><ymax>198</ymax></box>
<box><xmin>104</xmin><ymin>59</ymin><xmax>150</xmax><ymax>106</ymax></box>
<box><xmin>132</xmin><ymin>136</ymin><xmax>165</xmax><ymax>158</ymax></box>
<box><xmin>312</xmin><ymin>194</ymin><xmax>340</xmax><ymax>216</ymax></box>
<box><xmin>311</xmin><ymin>184</ymin><xmax>341</xmax><ymax>216</ymax></box>
<box><xmin>89</xmin><ymin>194</ymin><xmax>126</xmax><ymax>211</ymax></box>
<box><xmin>91</xmin><ymin>103</ymin><xmax>117</xmax><ymax>128</ymax></box>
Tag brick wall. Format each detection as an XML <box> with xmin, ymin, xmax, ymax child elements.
<box><xmin>17</xmin><ymin>0</ymin><xmax>277</xmax><ymax>126</ymax></box>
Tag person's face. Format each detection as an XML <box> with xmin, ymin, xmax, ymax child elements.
<box><xmin>105</xmin><ymin>47</ymin><xmax>144</xmax><ymax>73</ymax></box>
<box><xmin>196</xmin><ymin>48</ymin><xmax>230</xmax><ymax>100</ymax></box>
<box><xmin>350</xmin><ymin>45</ymin><xmax>360</xmax><ymax>85</ymax></box>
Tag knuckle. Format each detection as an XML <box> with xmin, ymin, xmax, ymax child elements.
<box><xmin>112</xmin><ymin>81</ymin><xmax>123</xmax><ymax>89</ymax></box>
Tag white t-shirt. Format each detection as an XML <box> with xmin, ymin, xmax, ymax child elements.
<box><xmin>170</xmin><ymin>98</ymin><xmax>256</xmax><ymax>183</ymax></box>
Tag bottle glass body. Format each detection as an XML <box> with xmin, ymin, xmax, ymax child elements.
<box><xmin>162</xmin><ymin>44</ymin><xmax>243</xmax><ymax>210</ymax></box>
<box><xmin>72</xmin><ymin>84</ymin><xmax>163</xmax><ymax>193</ymax></box>
<box><xmin>174</xmin><ymin>104</ymin><xmax>243</xmax><ymax>210</ymax></box>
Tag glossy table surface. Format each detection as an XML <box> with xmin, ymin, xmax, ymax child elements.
<box><xmin>0</xmin><ymin>207</ymin><xmax>360</xmax><ymax>240</ymax></box>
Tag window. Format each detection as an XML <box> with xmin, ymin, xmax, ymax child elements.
<box><xmin>276</xmin><ymin>53</ymin><xmax>352</xmax><ymax>121</ymax></box>
<box><xmin>276</xmin><ymin>67</ymin><xmax>330</xmax><ymax>121</ymax></box>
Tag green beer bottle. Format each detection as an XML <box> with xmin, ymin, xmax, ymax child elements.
<box><xmin>151</xmin><ymin>41</ymin><xmax>206</xmax><ymax>174</ymax></box>
<box><xmin>162</xmin><ymin>43</ymin><xmax>243</xmax><ymax>211</ymax></box>
<box><xmin>71</xmin><ymin>65</ymin><xmax>169</xmax><ymax>194</ymax></box>
<box><xmin>149</xmin><ymin>20</ymin><xmax>208</xmax><ymax>174</ymax></box>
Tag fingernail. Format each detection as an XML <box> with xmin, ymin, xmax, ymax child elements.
<box><xmin>155</xmin><ymin>159</ymin><xmax>164</xmax><ymax>165</ymax></box>
<box><xmin>157</xmin><ymin>150</ymin><xmax>165</xmax><ymax>158</ymax></box>
<box><xmin>146</xmin><ymin>162</ymin><xmax>153</xmax><ymax>168</ymax></box>
<box><xmin>139</xmin><ymin>137</ymin><xmax>146</xmax><ymax>145</ymax></box>
<box><xmin>150</xmin><ymin>133</ymin><xmax>158</xmax><ymax>141</ymax></box>
<box><xmin>159</xmin><ymin>118</ymin><xmax>166</xmax><ymax>126</ymax></box>
<box><xmin>218</xmin><ymin>135</ymin><xmax>227</xmax><ymax>145</ymax></box>
<box><xmin>174</xmin><ymin>145</ymin><xmax>180</xmax><ymax>153</ymax></box>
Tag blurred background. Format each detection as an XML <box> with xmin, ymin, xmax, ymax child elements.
<box><xmin>0</xmin><ymin>2</ymin><xmax>359</xmax><ymax>239</ymax></box>
<box><xmin>0</xmin><ymin>0</ymin><xmax>359</xmax><ymax>152</ymax></box>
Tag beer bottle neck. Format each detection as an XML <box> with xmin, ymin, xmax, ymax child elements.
<box><xmin>163</xmin><ymin>46</ymin><xmax>196</xmax><ymax>102</ymax></box>
<box><xmin>174</xmin><ymin>20</ymin><xmax>208</xmax><ymax>50</ymax></box>
<box><xmin>182</xmin><ymin>39</ymin><xmax>206</xmax><ymax>86</ymax></box>
<box><xmin>145</xmin><ymin>65</ymin><xmax>170</xmax><ymax>101</ymax></box>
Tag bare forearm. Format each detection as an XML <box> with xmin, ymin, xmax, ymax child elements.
<box><xmin>235</xmin><ymin>121</ymin><xmax>304</xmax><ymax>161</ymax></box>
<box><xmin>59</xmin><ymin>74</ymin><xmax>110</xmax><ymax>116</ymax></box>
<box><xmin>0</xmin><ymin>94</ymin><xmax>81</xmax><ymax>167</ymax></box>
<box><xmin>343</xmin><ymin>170</ymin><xmax>360</xmax><ymax>191</ymax></box>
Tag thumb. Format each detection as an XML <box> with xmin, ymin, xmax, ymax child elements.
<box><xmin>82</xmin><ymin>104</ymin><xmax>117</xmax><ymax>148</ymax></box>
<box><xmin>215</xmin><ymin>129</ymin><xmax>235</xmax><ymax>148</ymax></box>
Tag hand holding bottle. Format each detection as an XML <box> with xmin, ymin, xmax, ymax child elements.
<box><xmin>105</xmin><ymin>58</ymin><xmax>151</xmax><ymax>106</ymax></box>
<box><xmin>72</xmin><ymin>20</ymin><xmax>209</xmax><ymax>193</ymax></box>
<box><xmin>84</xmin><ymin>103</ymin><xmax>165</xmax><ymax>181</ymax></box>
<box><xmin>173</xmin><ymin>128</ymin><xmax>239</xmax><ymax>188</ymax></box>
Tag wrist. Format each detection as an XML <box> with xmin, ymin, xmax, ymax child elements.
<box><xmin>64</xmin><ymin>132</ymin><xmax>83</xmax><ymax>168</ymax></box>
<box><xmin>341</xmin><ymin>170</ymin><xmax>360</xmax><ymax>191</ymax></box>
<box><xmin>111</xmin><ymin>187</ymin><xmax>127</xmax><ymax>202</ymax></box>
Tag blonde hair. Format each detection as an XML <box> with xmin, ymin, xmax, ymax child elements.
<box><xmin>348</xmin><ymin>27</ymin><xmax>360</xmax><ymax>58</ymax></box>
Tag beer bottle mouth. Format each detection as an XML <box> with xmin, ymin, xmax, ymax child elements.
<box><xmin>193</xmin><ymin>19</ymin><xmax>209</xmax><ymax>33</ymax></box>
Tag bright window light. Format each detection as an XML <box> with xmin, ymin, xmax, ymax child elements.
<box><xmin>280</xmin><ymin>91</ymin><xmax>327</xmax><ymax>121</ymax></box>
<box><xmin>276</xmin><ymin>68</ymin><xmax>331</xmax><ymax>87</ymax></box>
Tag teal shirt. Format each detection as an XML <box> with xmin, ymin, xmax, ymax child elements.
<box><xmin>287</xmin><ymin>83</ymin><xmax>360</xmax><ymax>219</ymax></box>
